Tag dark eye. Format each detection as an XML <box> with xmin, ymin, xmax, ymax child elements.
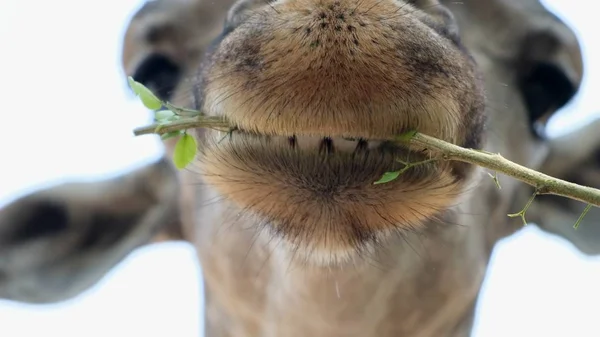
<box><xmin>519</xmin><ymin>62</ymin><xmax>577</xmax><ymax>139</ymax></box>
<box><xmin>131</xmin><ymin>53</ymin><xmax>181</xmax><ymax>101</ymax></box>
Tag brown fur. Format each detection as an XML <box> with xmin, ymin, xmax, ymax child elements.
<box><xmin>0</xmin><ymin>1</ymin><xmax>597</xmax><ymax>337</ymax></box>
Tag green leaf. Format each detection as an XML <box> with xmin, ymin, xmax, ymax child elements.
<box><xmin>128</xmin><ymin>76</ymin><xmax>163</xmax><ymax>110</ymax></box>
<box><xmin>155</xmin><ymin>110</ymin><xmax>175</xmax><ymax>121</ymax></box>
<box><xmin>396</xmin><ymin>130</ymin><xmax>417</xmax><ymax>143</ymax></box>
<box><xmin>173</xmin><ymin>133</ymin><xmax>197</xmax><ymax>169</ymax></box>
<box><xmin>374</xmin><ymin>171</ymin><xmax>401</xmax><ymax>185</ymax></box>
<box><xmin>127</xmin><ymin>76</ymin><xmax>137</xmax><ymax>90</ymax></box>
<box><xmin>161</xmin><ymin>131</ymin><xmax>183</xmax><ymax>140</ymax></box>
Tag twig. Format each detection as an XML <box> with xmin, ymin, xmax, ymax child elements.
<box><xmin>373</xmin><ymin>157</ymin><xmax>440</xmax><ymax>184</ymax></box>
<box><xmin>408</xmin><ymin>133</ymin><xmax>600</xmax><ymax>207</ymax></box>
<box><xmin>133</xmin><ymin>116</ymin><xmax>230</xmax><ymax>136</ymax></box>
<box><xmin>132</xmin><ymin>115</ymin><xmax>600</xmax><ymax>209</ymax></box>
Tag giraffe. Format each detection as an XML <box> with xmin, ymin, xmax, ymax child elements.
<box><xmin>1</xmin><ymin>0</ymin><xmax>599</xmax><ymax>336</ymax></box>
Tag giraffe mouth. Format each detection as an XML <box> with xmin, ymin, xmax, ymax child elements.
<box><xmin>197</xmin><ymin>128</ymin><xmax>467</xmax><ymax>263</ymax></box>
<box><xmin>197</xmin><ymin>127</ymin><xmax>467</xmax><ymax>197</ymax></box>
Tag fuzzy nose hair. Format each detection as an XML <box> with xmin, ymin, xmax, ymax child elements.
<box><xmin>200</xmin><ymin>0</ymin><xmax>475</xmax><ymax>143</ymax></box>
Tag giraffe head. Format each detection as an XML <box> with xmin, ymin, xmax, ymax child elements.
<box><xmin>126</xmin><ymin>0</ymin><xmax>487</xmax><ymax>264</ymax></box>
<box><xmin>0</xmin><ymin>0</ymin><xmax>597</xmax><ymax>315</ymax></box>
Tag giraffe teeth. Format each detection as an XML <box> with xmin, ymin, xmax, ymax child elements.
<box><xmin>216</xmin><ymin>133</ymin><xmax>386</xmax><ymax>154</ymax></box>
<box><xmin>291</xmin><ymin>136</ymin><xmax>381</xmax><ymax>153</ymax></box>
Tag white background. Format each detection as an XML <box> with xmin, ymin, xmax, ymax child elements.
<box><xmin>0</xmin><ymin>1</ymin><xmax>599</xmax><ymax>336</ymax></box>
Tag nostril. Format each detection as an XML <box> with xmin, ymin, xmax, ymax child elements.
<box><xmin>10</xmin><ymin>201</ymin><xmax>69</xmax><ymax>243</ymax></box>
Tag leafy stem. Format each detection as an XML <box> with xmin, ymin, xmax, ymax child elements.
<box><xmin>134</xmin><ymin>116</ymin><xmax>231</xmax><ymax>136</ymax></box>
<box><xmin>402</xmin><ymin>132</ymin><xmax>600</xmax><ymax>208</ymax></box>
<box><xmin>374</xmin><ymin>157</ymin><xmax>440</xmax><ymax>184</ymax></box>
<box><xmin>162</xmin><ymin>101</ymin><xmax>203</xmax><ymax>118</ymax></box>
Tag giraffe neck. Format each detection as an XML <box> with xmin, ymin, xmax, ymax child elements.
<box><xmin>192</xmin><ymin>186</ymin><xmax>491</xmax><ymax>337</ymax></box>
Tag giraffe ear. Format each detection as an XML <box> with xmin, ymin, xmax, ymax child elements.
<box><xmin>0</xmin><ymin>157</ymin><xmax>180</xmax><ymax>304</ymax></box>
<box><xmin>121</xmin><ymin>0</ymin><xmax>235</xmax><ymax>101</ymax></box>
<box><xmin>526</xmin><ymin>118</ymin><xmax>600</xmax><ymax>255</ymax></box>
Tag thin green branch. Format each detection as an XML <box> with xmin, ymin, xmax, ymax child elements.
<box><xmin>163</xmin><ymin>101</ymin><xmax>204</xmax><ymax>117</ymax></box>
<box><xmin>132</xmin><ymin>115</ymin><xmax>600</xmax><ymax>209</ymax></box>
<box><xmin>133</xmin><ymin>116</ymin><xmax>231</xmax><ymax>136</ymax></box>
<box><xmin>407</xmin><ymin>132</ymin><xmax>600</xmax><ymax>207</ymax></box>
<box><xmin>374</xmin><ymin>157</ymin><xmax>440</xmax><ymax>184</ymax></box>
